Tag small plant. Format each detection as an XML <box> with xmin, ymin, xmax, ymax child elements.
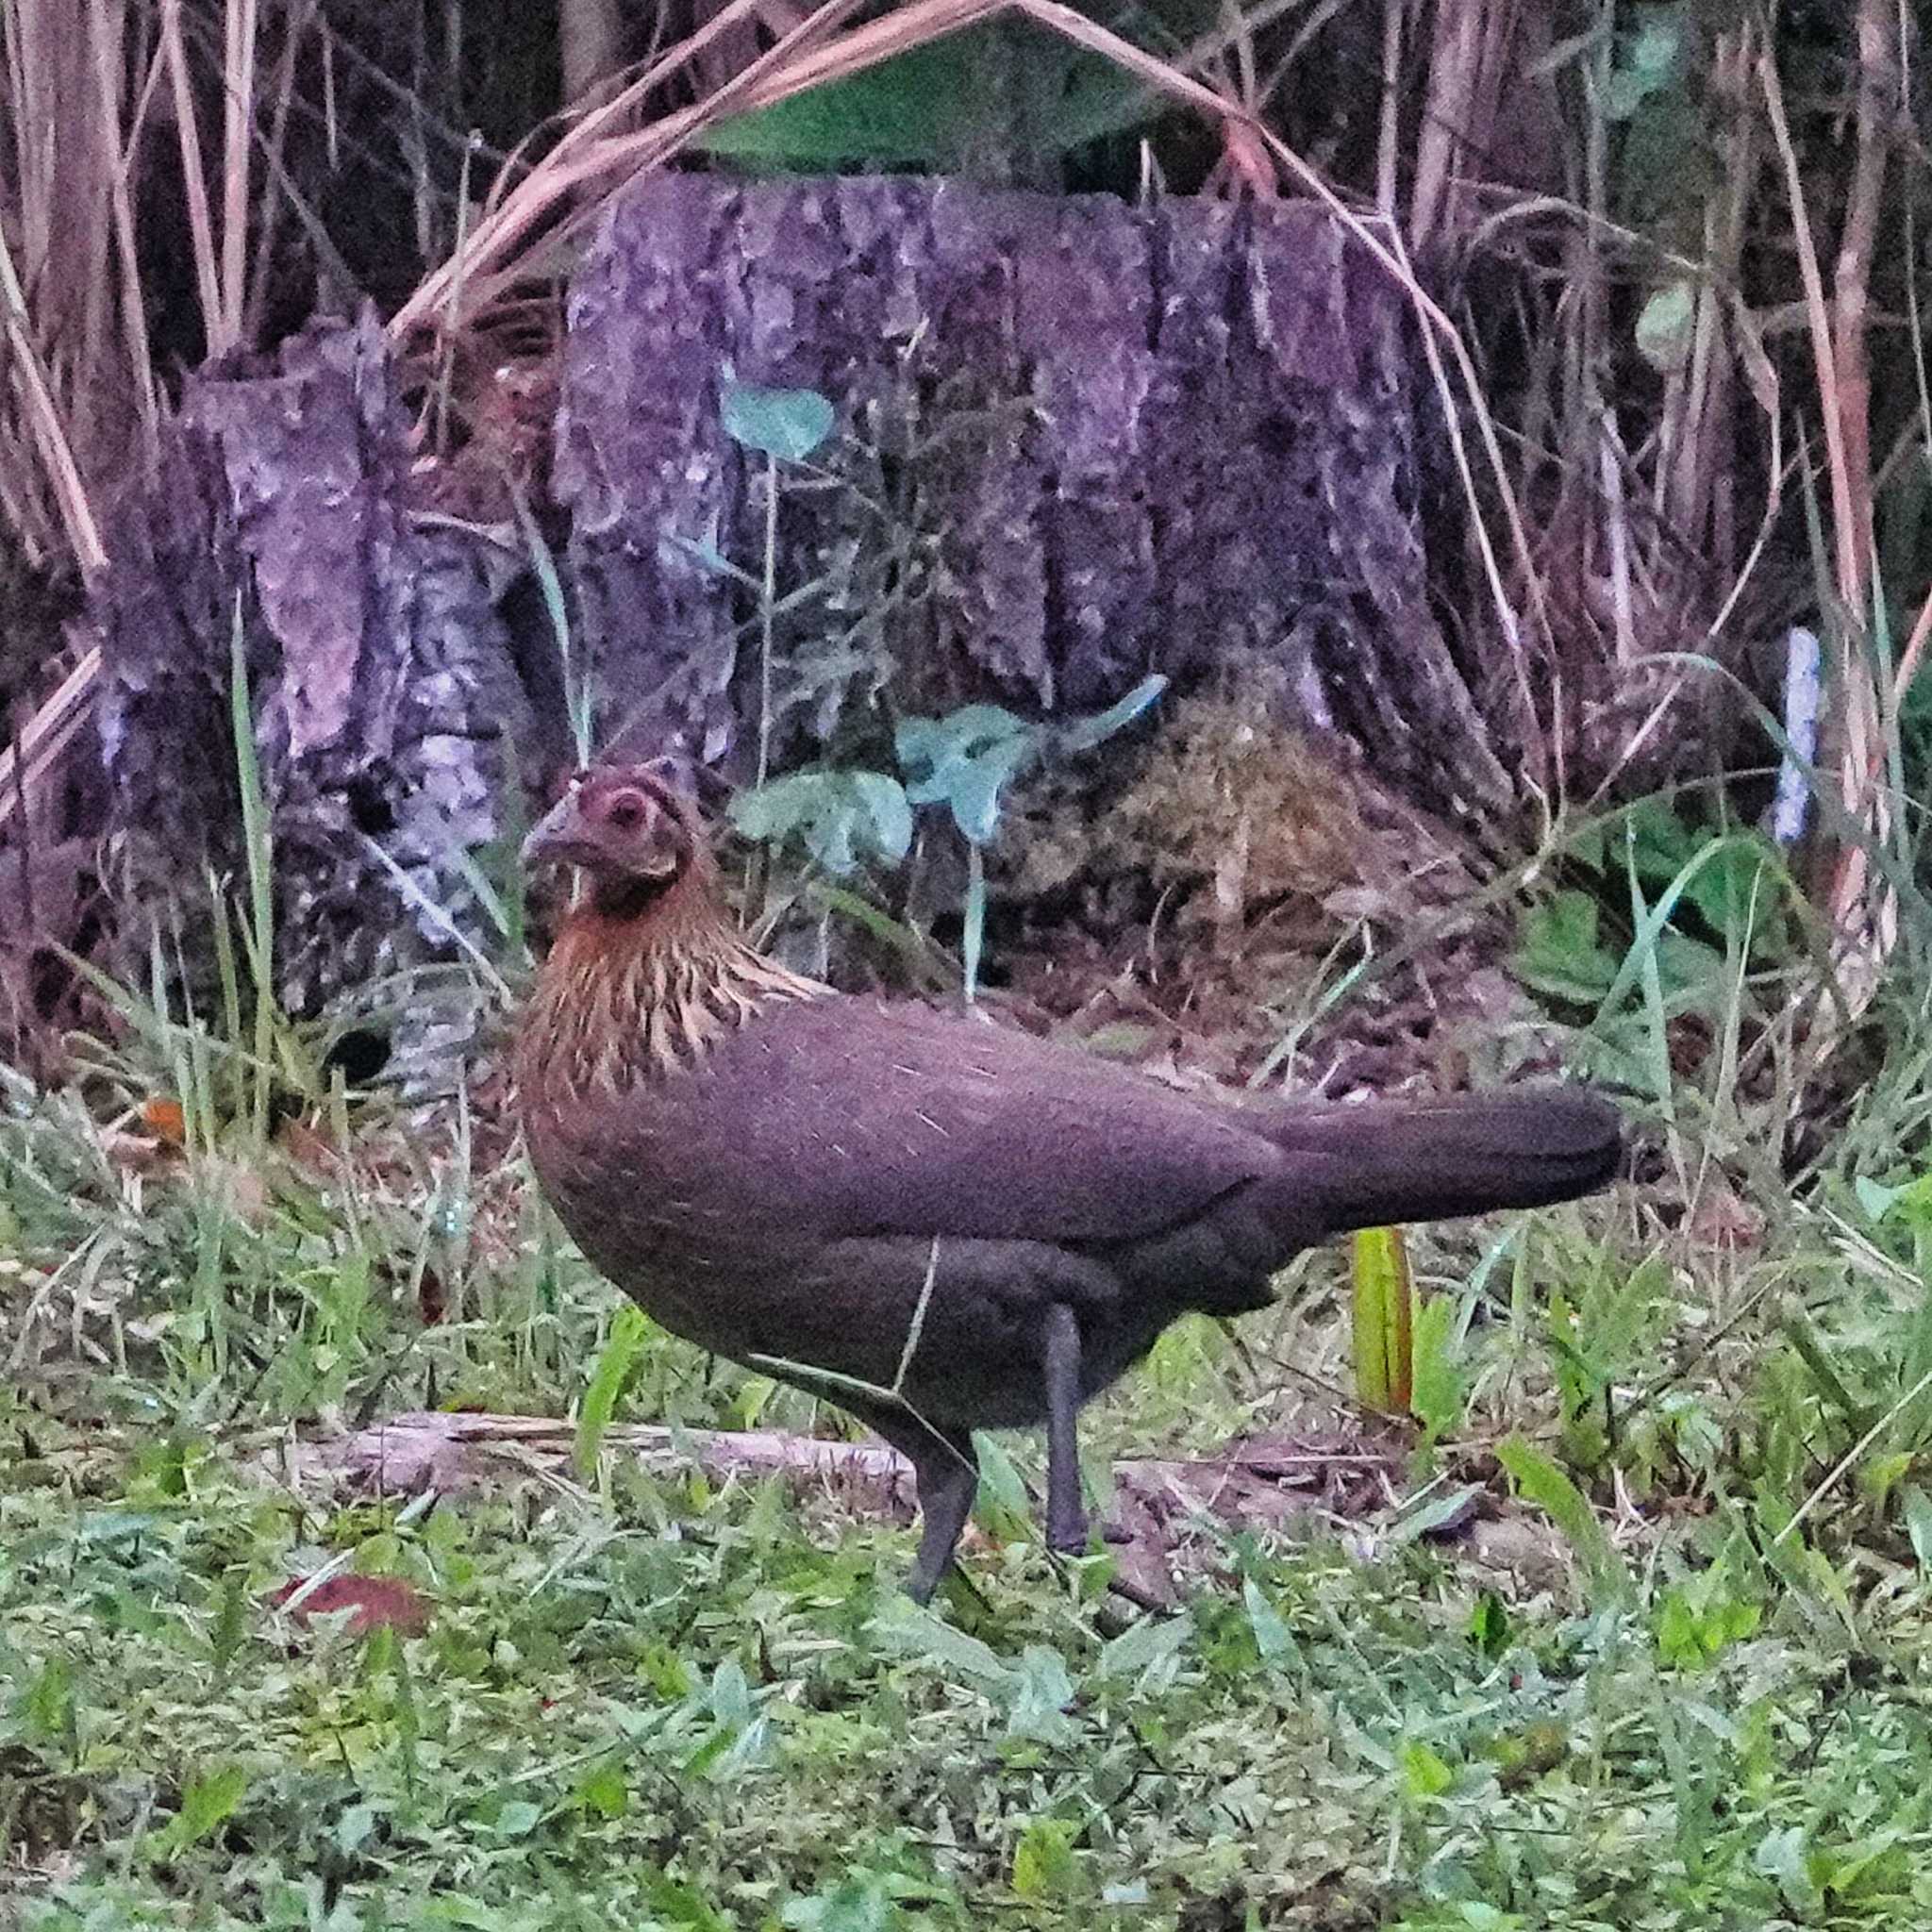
<box><xmin>733</xmin><ymin>676</ymin><xmax>1166</xmax><ymax>1000</ymax></box>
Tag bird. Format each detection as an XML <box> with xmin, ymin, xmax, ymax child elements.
<box><xmin>515</xmin><ymin>760</ymin><xmax>1623</xmax><ymax>1601</ymax></box>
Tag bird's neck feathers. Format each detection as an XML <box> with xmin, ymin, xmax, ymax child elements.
<box><xmin>523</xmin><ymin>858</ymin><xmax>824</xmax><ymax>1095</ymax></box>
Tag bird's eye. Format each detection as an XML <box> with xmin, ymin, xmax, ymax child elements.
<box><xmin>603</xmin><ymin>791</ymin><xmax>646</xmax><ymax>830</ymax></box>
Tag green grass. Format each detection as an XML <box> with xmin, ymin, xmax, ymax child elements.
<box><xmin>6</xmin><ymin>1405</ymin><xmax>1932</xmax><ymax>1928</ymax></box>
<box><xmin>8</xmin><ymin>1049</ymin><xmax>1932</xmax><ymax>1928</ymax></box>
<box><xmin>11</xmin><ymin>679</ymin><xmax>1932</xmax><ymax>1923</ymax></box>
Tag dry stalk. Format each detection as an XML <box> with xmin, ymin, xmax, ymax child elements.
<box><xmin>391</xmin><ymin>0</ymin><xmax>926</xmax><ymax>339</ymax></box>
<box><xmin>220</xmin><ymin>0</ymin><xmax>258</xmax><ymax>352</ymax></box>
<box><xmin>159</xmin><ymin>0</ymin><xmax>225</xmax><ymax>352</ymax></box>
<box><xmin>1761</xmin><ymin>7</ymin><xmax>1897</xmax><ymax>1012</ymax></box>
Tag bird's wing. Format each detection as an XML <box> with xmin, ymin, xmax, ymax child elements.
<box><xmin>626</xmin><ymin>993</ymin><xmax>1282</xmax><ymax>1247</ymax></box>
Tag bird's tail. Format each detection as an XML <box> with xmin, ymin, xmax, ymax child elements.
<box><xmin>1261</xmin><ymin>1085</ymin><xmax>1623</xmax><ymax>1235</ymax></box>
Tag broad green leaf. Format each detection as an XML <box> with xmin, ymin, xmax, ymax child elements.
<box><xmin>1469</xmin><ymin>1590</ymin><xmax>1511</xmax><ymax>1658</ymax></box>
<box><xmin>721</xmin><ymin>379</ymin><xmax>835</xmax><ymax>462</ymax></box>
<box><xmin>1905</xmin><ymin>1486</ymin><xmax>1932</xmax><ymax>1569</ymax></box>
<box><xmin>709</xmin><ymin>1657</ymin><xmax>753</xmax><ymax>1728</ymax></box>
<box><xmin>1400</xmin><ymin>1738</ymin><xmax>1455</xmax><ymax>1799</ymax></box>
<box><xmin>731</xmin><ymin>770</ymin><xmax>912</xmax><ymax>874</ymax></box>
<box><xmin>729</xmin><ymin>771</ymin><xmax>824</xmax><ymax>842</ymax></box>
<box><xmin>945</xmin><ymin>736</ymin><xmax>1030</xmax><ymax>844</ymax></box>
<box><xmin>896</xmin><ymin>706</ymin><xmax>1037</xmax><ymax>843</ymax></box>
<box><xmin>696</xmin><ymin>25</ymin><xmax>1161</xmax><ymax>171</ymax></box>
<box><xmin>1604</xmin><ymin>12</ymin><xmax>1684</xmax><ymax>120</ymax></box>
<box><xmin>699</xmin><ymin>34</ymin><xmax>1020</xmax><ymax>169</ymax></box>
<box><xmin>1387</xmin><ymin>1481</ymin><xmax>1483</xmax><ymax>1547</ymax></box>
<box><xmin>492</xmin><ymin>1799</ymin><xmax>541</xmax><ymax>1838</ymax></box>
<box><xmin>970</xmin><ymin>1429</ymin><xmax>1032</xmax><ymax>1541</ymax></box>
<box><xmin>868</xmin><ymin>1598</ymin><xmax>1011</xmax><ymax>1689</ymax></box>
<box><xmin>1409</xmin><ymin>1294</ymin><xmax>1471</xmax><ymax>1440</ymax></box>
<box><xmin>1515</xmin><ymin>891</ymin><xmax>1621</xmax><ymax>1004</ymax></box>
<box><xmin>1096</xmin><ymin>1612</ymin><xmax>1190</xmax><ymax>1683</ymax></box>
<box><xmin>575</xmin><ymin>1762</ymin><xmax>629</xmax><ymax>1819</ymax></box>
<box><xmin>1008</xmin><ymin>1646</ymin><xmax>1078</xmax><ymax>1745</ymax></box>
<box><xmin>1242</xmin><ymin>1576</ymin><xmax>1297</xmax><ymax>1667</ymax></box>
<box><xmin>1635</xmin><ymin>280</ymin><xmax>1696</xmax><ymax>375</ymax></box>
<box><xmin>20</xmin><ymin>1656</ymin><xmax>74</xmax><ymax>1743</ymax></box>
<box><xmin>896</xmin><ymin>706</ymin><xmax>1033</xmax><ymax>800</ymax></box>
<box><xmin>850</xmin><ymin>771</ymin><xmax>913</xmax><ymax>862</ymax></box>
<box><xmin>781</xmin><ymin>1873</ymin><xmax>897</xmax><ymax>1932</ymax></box>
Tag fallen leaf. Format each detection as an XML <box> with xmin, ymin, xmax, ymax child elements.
<box><xmin>271</xmin><ymin>1574</ymin><xmax>431</xmax><ymax>1638</ymax></box>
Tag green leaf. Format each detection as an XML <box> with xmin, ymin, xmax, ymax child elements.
<box><xmin>1515</xmin><ymin>891</ymin><xmax>1621</xmax><ymax>1004</ymax></box>
<box><xmin>1469</xmin><ymin>1590</ymin><xmax>1511</xmax><ymax>1659</ymax></box>
<box><xmin>1387</xmin><ymin>1482</ymin><xmax>1483</xmax><ymax>1547</ymax></box>
<box><xmin>849</xmin><ymin>771</ymin><xmax>913</xmax><ymax>863</ymax></box>
<box><xmin>1400</xmin><ymin>1738</ymin><xmax>1455</xmax><ymax>1799</ymax></box>
<box><xmin>957</xmin><ymin>741</ymin><xmax>1032</xmax><ymax>844</ymax></box>
<box><xmin>638</xmin><ymin>1641</ymin><xmax>693</xmax><ymax>1701</ymax></box>
<box><xmin>19</xmin><ymin>1656</ymin><xmax>74</xmax><ymax>1745</ymax></box>
<box><xmin>1351</xmin><ymin>1225</ymin><xmax>1413</xmax><ymax>1415</ymax></box>
<box><xmin>1603</xmin><ymin>12</ymin><xmax>1684</xmax><ymax>121</ymax></box>
<box><xmin>897</xmin><ymin>706</ymin><xmax>1037</xmax><ymax>845</ymax></box>
<box><xmin>709</xmin><ymin>1657</ymin><xmax>753</xmax><ymax>1728</ymax></box>
<box><xmin>492</xmin><ymin>1798</ymin><xmax>542</xmax><ymax>1838</ymax></box>
<box><xmin>698</xmin><ymin>41</ymin><xmax>995</xmax><ymax>168</ymax></box>
<box><xmin>1495</xmin><ymin>1436</ymin><xmax>1631</xmax><ymax>1604</ymax></box>
<box><xmin>781</xmin><ymin>1873</ymin><xmax>897</xmax><ymax>1932</ymax></box>
<box><xmin>208</xmin><ymin>1566</ymin><xmax>248</xmax><ymax>1680</ymax></box>
<box><xmin>1241</xmin><ymin>1577</ymin><xmax>1297</xmax><ymax>1667</ymax></box>
<box><xmin>159</xmin><ymin>1763</ymin><xmax>249</xmax><ymax>1853</ymax></box>
<box><xmin>1754</xmin><ymin>1824</ymin><xmax>1823</xmax><ymax>1916</ymax></box>
<box><xmin>1011</xmin><ymin>1817</ymin><xmax>1077</xmax><ymax>1899</ymax></box>
<box><xmin>575</xmin><ymin>1305</ymin><xmax>652</xmax><ymax>1479</ymax></box>
<box><xmin>575</xmin><ymin>1762</ymin><xmax>629</xmax><ymax>1819</ymax></box>
<box><xmin>720</xmin><ymin>379</ymin><xmax>835</xmax><ymax>462</ymax></box>
<box><xmin>1876</xmin><ymin>1171</ymin><xmax>1932</xmax><ymax>1231</ymax></box>
<box><xmin>971</xmin><ymin>1430</ymin><xmax>1032</xmax><ymax>1539</ymax></box>
<box><xmin>1008</xmin><ymin>1646</ymin><xmax>1078</xmax><ymax>1745</ymax></box>
<box><xmin>648</xmin><ymin>1873</ymin><xmax>734</xmax><ymax>1932</ymax></box>
<box><xmin>1904</xmin><ymin>1486</ymin><xmax>1932</xmax><ymax>1570</ymax></box>
<box><xmin>1409</xmin><ymin>1294</ymin><xmax>1471</xmax><ymax>1440</ymax></box>
<box><xmin>730</xmin><ymin>770</ymin><xmax>911</xmax><ymax>874</ymax></box>
<box><xmin>695</xmin><ymin>25</ymin><xmax>1163</xmax><ymax>172</ymax></box>
<box><xmin>868</xmin><ymin>1598</ymin><xmax>1011</xmax><ymax>1689</ymax></box>
<box><xmin>1636</xmin><ymin>280</ymin><xmax>1696</xmax><ymax>375</ymax></box>
<box><xmin>899</xmin><ymin>707</ymin><xmax>1028</xmax><ymax>790</ymax></box>
<box><xmin>1096</xmin><ymin>1613</ymin><xmax>1190</xmax><ymax>1684</ymax></box>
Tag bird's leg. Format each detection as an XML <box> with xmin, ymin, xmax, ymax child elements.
<box><xmin>906</xmin><ymin>1435</ymin><xmax>980</xmax><ymax>1605</ymax></box>
<box><xmin>1042</xmin><ymin>1302</ymin><xmax>1087</xmax><ymax>1555</ymax></box>
<box><xmin>859</xmin><ymin>1403</ymin><xmax>980</xmax><ymax>1604</ymax></box>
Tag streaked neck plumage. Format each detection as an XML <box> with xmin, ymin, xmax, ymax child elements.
<box><xmin>518</xmin><ymin>858</ymin><xmax>824</xmax><ymax>1099</ymax></box>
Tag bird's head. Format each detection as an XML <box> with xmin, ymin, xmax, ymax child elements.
<box><xmin>522</xmin><ymin>762</ymin><xmax>709</xmax><ymax>912</ymax></box>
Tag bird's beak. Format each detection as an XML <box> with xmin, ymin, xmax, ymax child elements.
<box><xmin>521</xmin><ymin>791</ymin><xmax>588</xmax><ymax>871</ymax></box>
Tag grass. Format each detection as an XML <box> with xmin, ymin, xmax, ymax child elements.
<box><xmin>8</xmin><ymin>1444</ymin><xmax>1932</xmax><ymax>1930</ymax></box>
<box><xmin>9</xmin><ymin>983</ymin><xmax>1932</xmax><ymax>1927</ymax></box>
<box><xmin>9</xmin><ymin>603</ymin><xmax>1932</xmax><ymax>1924</ymax></box>
<box><xmin>2</xmin><ymin>6</ymin><xmax>1931</xmax><ymax>1920</ymax></box>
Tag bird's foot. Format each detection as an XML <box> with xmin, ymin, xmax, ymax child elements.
<box><xmin>1045</xmin><ymin>1504</ymin><xmax>1090</xmax><ymax>1556</ymax></box>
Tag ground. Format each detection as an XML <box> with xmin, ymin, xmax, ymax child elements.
<box><xmin>6</xmin><ymin>1053</ymin><xmax>1932</xmax><ymax>1928</ymax></box>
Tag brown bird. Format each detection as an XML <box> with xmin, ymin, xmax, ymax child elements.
<box><xmin>516</xmin><ymin>762</ymin><xmax>1622</xmax><ymax>1601</ymax></box>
